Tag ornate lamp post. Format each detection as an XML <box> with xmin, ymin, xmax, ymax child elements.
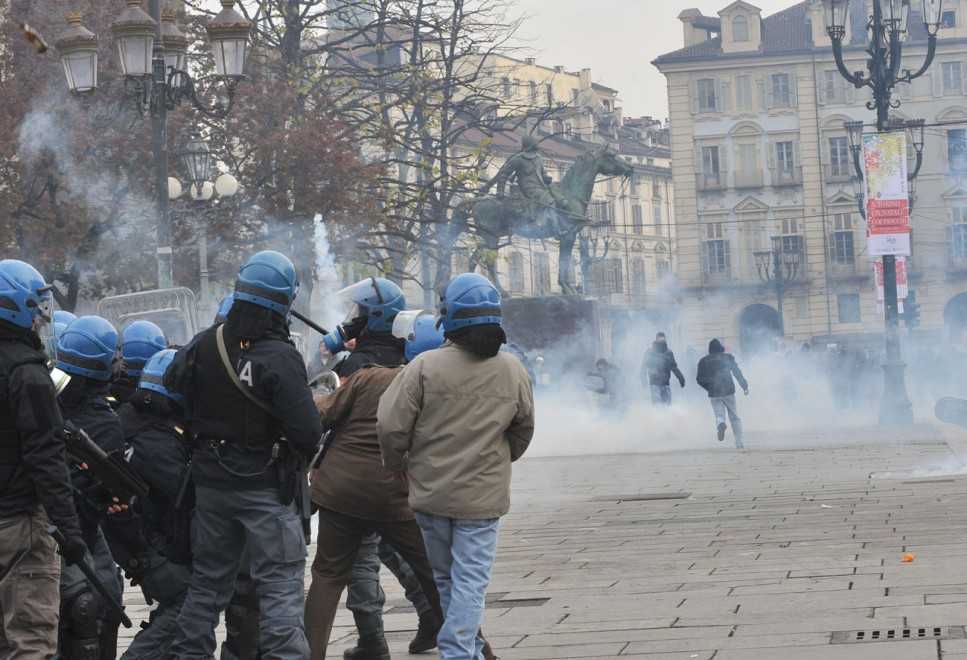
<box><xmin>754</xmin><ymin>236</ymin><xmax>802</xmax><ymax>337</ymax></box>
<box><xmin>54</xmin><ymin>1</ymin><xmax>250</xmax><ymax>290</ymax></box>
<box><xmin>823</xmin><ymin>0</ymin><xmax>942</xmax><ymax>425</ymax></box>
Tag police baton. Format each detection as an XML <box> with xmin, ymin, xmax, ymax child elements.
<box><xmin>290</xmin><ymin>309</ymin><xmax>329</xmax><ymax>336</ymax></box>
<box><xmin>47</xmin><ymin>526</ymin><xmax>132</xmax><ymax>628</ymax></box>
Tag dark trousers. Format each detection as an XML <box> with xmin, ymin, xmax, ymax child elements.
<box><xmin>305</xmin><ymin>508</ymin><xmax>443</xmax><ymax>660</ymax></box>
<box><xmin>121</xmin><ymin>549</ymin><xmax>191</xmax><ymax>660</ymax></box>
<box><xmin>167</xmin><ymin>486</ymin><xmax>308</xmax><ymax>659</ymax></box>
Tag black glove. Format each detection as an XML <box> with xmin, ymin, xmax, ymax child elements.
<box><xmin>342</xmin><ymin>316</ymin><xmax>368</xmax><ymax>341</ymax></box>
<box><xmin>678</xmin><ymin>377</ymin><xmax>686</xmax><ymax>388</ymax></box>
<box><xmin>60</xmin><ymin>535</ymin><xmax>88</xmax><ymax>566</ymax></box>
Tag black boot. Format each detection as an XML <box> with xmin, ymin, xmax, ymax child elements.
<box><xmin>408</xmin><ymin>613</ymin><xmax>441</xmax><ymax>653</ymax></box>
<box><xmin>343</xmin><ymin>637</ymin><xmax>391</xmax><ymax>660</ymax></box>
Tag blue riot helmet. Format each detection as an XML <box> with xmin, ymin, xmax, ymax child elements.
<box><xmin>138</xmin><ymin>349</ymin><xmax>184</xmax><ymax>404</ymax></box>
<box><xmin>56</xmin><ymin>315</ymin><xmax>119</xmax><ymax>382</ymax></box>
<box><xmin>214</xmin><ymin>294</ymin><xmax>234</xmax><ymax>324</ymax></box>
<box><xmin>439</xmin><ymin>273</ymin><xmax>501</xmax><ymax>333</ymax></box>
<box><xmin>233</xmin><ymin>250</ymin><xmax>299</xmax><ymax>316</ymax></box>
<box><xmin>53</xmin><ymin>311</ymin><xmax>77</xmax><ymax>340</ymax></box>
<box><xmin>0</xmin><ymin>259</ymin><xmax>54</xmax><ymax>330</ymax></box>
<box><xmin>121</xmin><ymin>320</ymin><xmax>167</xmax><ymax>378</ymax></box>
<box><xmin>393</xmin><ymin>310</ymin><xmax>445</xmax><ymax>362</ymax></box>
<box><xmin>323</xmin><ymin>277</ymin><xmax>406</xmax><ymax>354</ymax></box>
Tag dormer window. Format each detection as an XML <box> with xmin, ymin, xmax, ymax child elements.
<box><xmin>733</xmin><ymin>15</ymin><xmax>749</xmax><ymax>42</ymax></box>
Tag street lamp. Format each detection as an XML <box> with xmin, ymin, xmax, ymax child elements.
<box><xmin>754</xmin><ymin>236</ymin><xmax>802</xmax><ymax>337</ymax></box>
<box><xmin>822</xmin><ymin>0</ymin><xmax>942</xmax><ymax>426</ymax></box>
<box><xmin>55</xmin><ymin>1</ymin><xmax>250</xmax><ymax>291</ymax></box>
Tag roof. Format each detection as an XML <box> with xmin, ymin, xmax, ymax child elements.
<box><xmin>654</xmin><ymin>1</ymin><xmax>938</xmax><ymax>67</ymax></box>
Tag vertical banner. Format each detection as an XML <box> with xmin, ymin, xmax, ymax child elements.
<box><xmin>863</xmin><ymin>132</ymin><xmax>911</xmax><ymax>256</ymax></box>
<box><xmin>873</xmin><ymin>256</ymin><xmax>909</xmax><ymax>301</ymax></box>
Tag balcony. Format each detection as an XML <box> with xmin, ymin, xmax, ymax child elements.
<box><xmin>734</xmin><ymin>171</ymin><xmax>764</xmax><ymax>190</ymax></box>
<box><xmin>824</xmin><ymin>163</ymin><xmax>854</xmax><ymax>184</ymax></box>
<box><xmin>771</xmin><ymin>165</ymin><xmax>803</xmax><ymax>187</ymax></box>
<box><xmin>696</xmin><ymin>171</ymin><xmax>725</xmax><ymax>192</ymax></box>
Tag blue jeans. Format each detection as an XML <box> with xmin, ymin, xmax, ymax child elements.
<box><xmin>650</xmin><ymin>384</ymin><xmax>671</xmax><ymax>405</ymax></box>
<box><xmin>415</xmin><ymin>513</ymin><xmax>499</xmax><ymax>660</ymax></box>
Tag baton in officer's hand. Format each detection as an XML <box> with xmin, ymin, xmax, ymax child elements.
<box><xmin>47</xmin><ymin>525</ymin><xmax>132</xmax><ymax>628</ymax></box>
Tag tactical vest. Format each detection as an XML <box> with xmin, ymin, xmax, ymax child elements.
<box><xmin>0</xmin><ymin>339</ymin><xmax>48</xmax><ymax>487</ymax></box>
<box><xmin>188</xmin><ymin>326</ymin><xmax>280</xmax><ymax>448</ymax></box>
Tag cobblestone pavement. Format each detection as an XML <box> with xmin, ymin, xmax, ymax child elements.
<box><xmin>120</xmin><ymin>425</ymin><xmax>967</xmax><ymax>658</ymax></box>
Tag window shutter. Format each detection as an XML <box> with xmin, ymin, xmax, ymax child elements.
<box><xmin>933</xmin><ymin>70</ymin><xmax>944</xmax><ymax>97</ymax></box>
<box><xmin>720</xmin><ymin>144</ymin><xmax>729</xmax><ymax>176</ymax></box>
<box><xmin>794</xmin><ymin>141</ymin><xmax>801</xmax><ymax>167</ymax></box>
<box><xmin>756</xmin><ymin>77</ymin><xmax>766</xmax><ymax>110</ymax></box>
<box><xmin>818</xmin><ymin>75</ymin><xmax>827</xmax><ymax>105</ymax></box>
<box><xmin>948</xmin><ymin>225</ymin><xmax>954</xmax><ymax>258</ymax></box>
<box><xmin>695</xmin><ymin>145</ymin><xmax>704</xmax><ymax>175</ymax></box>
<box><xmin>767</xmin><ymin>142</ymin><xmax>776</xmax><ymax>169</ymax></box>
<box><xmin>691</xmin><ymin>80</ymin><xmax>700</xmax><ymax>114</ymax></box>
<box><xmin>845</xmin><ymin>81</ymin><xmax>856</xmax><ymax>103</ymax></box>
<box><xmin>720</xmin><ymin>80</ymin><xmax>731</xmax><ymax>113</ymax></box>
<box><xmin>765</xmin><ymin>76</ymin><xmax>775</xmax><ymax>108</ymax></box>
<box><xmin>790</xmin><ymin>72</ymin><xmax>799</xmax><ymax>106</ymax></box>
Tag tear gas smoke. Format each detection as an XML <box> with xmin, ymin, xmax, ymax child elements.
<box><xmin>312</xmin><ymin>214</ymin><xmax>344</xmax><ymax>330</ymax></box>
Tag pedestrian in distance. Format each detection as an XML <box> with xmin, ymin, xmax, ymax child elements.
<box><xmin>164</xmin><ymin>250</ymin><xmax>323</xmax><ymax>659</ymax></box>
<box><xmin>0</xmin><ymin>259</ymin><xmax>86</xmax><ymax>659</ymax></box>
<box><xmin>305</xmin><ymin>311</ymin><xmax>445</xmax><ymax>660</ymax></box>
<box><xmin>378</xmin><ymin>272</ymin><xmax>535</xmax><ymax>660</ymax></box>
<box><xmin>641</xmin><ymin>331</ymin><xmax>685</xmax><ymax>405</ymax></box>
<box><xmin>696</xmin><ymin>338</ymin><xmax>749</xmax><ymax>449</ymax></box>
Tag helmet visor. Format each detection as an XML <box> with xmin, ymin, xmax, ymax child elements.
<box><xmin>391</xmin><ymin>310</ymin><xmax>424</xmax><ymax>340</ymax></box>
<box><xmin>334</xmin><ymin>278</ymin><xmax>382</xmax><ymax>323</ymax></box>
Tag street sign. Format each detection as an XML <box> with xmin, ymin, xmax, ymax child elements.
<box><xmin>863</xmin><ymin>132</ymin><xmax>911</xmax><ymax>256</ymax></box>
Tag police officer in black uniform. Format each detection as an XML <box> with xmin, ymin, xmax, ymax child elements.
<box><xmin>0</xmin><ymin>259</ymin><xmax>86</xmax><ymax>658</ymax></box>
<box><xmin>55</xmin><ymin>314</ymin><xmax>127</xmax><ymax>659</ymax></box>
<box><xmin>114</xmin><ymin>348</ymin><xmax>192</xmax><ymax>660</ymax></box>
<box><xmin>165</xmin><ymin>250</ymin><xmax>322</xmax><ymax>659</ymax></box>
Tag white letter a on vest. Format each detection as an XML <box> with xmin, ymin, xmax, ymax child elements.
<box><xmin>239</xmin><ymin>360</ymin><xmax>254</xmax><ymax>387</ymax></box>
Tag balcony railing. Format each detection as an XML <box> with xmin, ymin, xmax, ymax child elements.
<box><xmin>696</xmin><ymin>171</ymin><xmax>725</xmax><ymax>192</ymax></box>
<box><xmin>771</xmin><ymin>165</ymin><xmax>803</xmax><ymax>187</ymax></box>
<box><xmin>734</xmin><ymin>170</ymin><xmax>764</xmax><ymax>189</ymax></box>
<box><xmin>824</xmin><ymin>163</ymin><xmax>854</xmax><ymax>183</ymax></box>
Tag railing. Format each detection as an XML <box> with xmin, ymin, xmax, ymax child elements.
<box><xmin>696</xmin><ymin>171</ymin><xmax>725</xmax><ymax>192</ymax></box>
<box><xmin>824</xmin><ymin>163</ymin><xmax>854</xmax><ymax>183</ymax></box>
<box><xmin>734</xmin><ymin>170</ymin><xmax>764</xmax><ymax>189</ymax></box>
<box><xmin>771</xmin><ymin>165</ymin><xmax>803</xmax><ymax>187</ymax></box>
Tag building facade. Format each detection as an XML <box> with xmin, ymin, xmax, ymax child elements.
<box><xmin>654</xmin><ymin>0</ymin><xmax>967</xmax><ymax>353</ymax></box>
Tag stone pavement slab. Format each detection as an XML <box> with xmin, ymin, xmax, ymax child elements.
<box><xmin>117</xmin><ymin>428</ymin><xmax>967</xmax><ymax>658</ymax></box>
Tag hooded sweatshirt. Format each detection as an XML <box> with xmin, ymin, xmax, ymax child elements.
<box><xmin>642</xmin><ymin>340</ymin><xmax>685</xmax><ymax>387</ymax></box>
<box><xmin>696</xmin><ymin>339</ymin><xmax>748</xmax><ymax>398</ymax></box>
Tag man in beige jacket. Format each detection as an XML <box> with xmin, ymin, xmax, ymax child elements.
<box><xmin>377</xmin><ymin>273</ymin><xmax>535</xmax><ymax>660</ymax></box>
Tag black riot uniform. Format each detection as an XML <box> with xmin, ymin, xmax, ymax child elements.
<box><xmin>58</xmin><ymin>376</ymin><xmax>126</xmax><ymax>659</ymax></box>
<box><xmin>114</xmin><ymin>392</ymin><xmax>192</xmax><ymax>660</ymax></box>
<box><xmin>0</xmin><ymin>321</ymin><xmax>85</xmax><ymax>658</ymax></box>
<box><xmin>165</xmin><ymin>301</ymin><xmax>322</xmax><ymax>659</ymax></box>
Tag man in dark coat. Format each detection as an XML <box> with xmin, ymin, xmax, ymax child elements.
<box><xmin>641</xmin><ymin>332</ymin><xmax>685</xmax><ymax>405</ymax></box>
<box><xmin>696</xmin><ymin>339</ymin><xmax>749</xmax><ymax>449</ymax></box>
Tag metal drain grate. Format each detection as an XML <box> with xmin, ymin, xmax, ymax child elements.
<box><xmin>831</xmin><ymin>626</ymin><xmax>966</xmax><ymax>644</ymax></box>
<box><xmin>591</xmin><ymin>492</ymin><xmax>691</xmax><ymax>502</ymax></box>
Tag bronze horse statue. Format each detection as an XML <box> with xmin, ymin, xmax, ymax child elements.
<box><xmin>458</xmin><ymin>143</ymin><xmax>634</xmax><ymax>294</ymax></box>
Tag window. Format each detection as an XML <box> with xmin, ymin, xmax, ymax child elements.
<box><xmin>736</xmin><ymin>75</ymin><xmax>754</xmax><ymax>111</ymax></box>
<box><xmin>529</xmin><ymin>81</ymin><xmax>538</xmax><ymax>104</ymax></box>
<box><xmin>736</xmin><ymin>143</ymin><xmax>760</xmax><ymax>187</ymax></box>
<box><xmin>770</xmin><ymin>73</ymin><xmax>792</xmax><ymax>107</ymax></box>
<box><xmin>632</xmin><ymin>205</ymin><xmax>643</xmax><ymax>234</ymax></box>
<box><xmin>775</xmin><ymin>141</ymin><xmax>795</xmax><ymax>175</ymax></box>
<box><xmin>532</xmin><ymin>252</ymin><xmax>551</xmax><ymax>295</ymax></box>
<box><xmin>943</xmin><ymin>62</ymin><xmax>963</xmax><ymax>95</ymax></box>
<box><xmin>950</xmin><ymin>129</ymin><xmax>967</xmax><ymax>172</ymax></box>
<box><xmin>824</xmin><ymin>70</ymin><xmax>844</xmax><ymax>103</ymax></box>
<box><xmin>571</xmin><ymin>88</ymin><xmax>579</xmax><ymax>102</ymax></box>
<box><xmin>657</xmin><ymin>260</ymin><xmax>671</xmax><ymax>279</ymax></box>
<box><xmin>702</xmin><ymin>145</ymin><xmax>721</xmax><ymax>182</ymax></box>
<box><xmin>829</xmin><ymin>136</ymin><xmax>851</xmax><ymax>177</ymax></box>
<box><xmin>591</xmin><ymin>259</ymin><xmax>624</xmax><ymax>295</ymax></box>
<box><xmin>780</xmin><ymin>218</ymin><xmax>803</xmax><ymax>259</ymax></box>
<box><xmin>653</xmin><ymin>177</ymin><xmax>663</xmax><ymax>198</ymax></box>
<box><xmin>588</xmin><ymin>200</ymin><xmax>614</xmax><ymax>225</ymax></box>
<box><xmin>509</xmin><ymin>253</ymin><xmax>525</xmax><ymax>292</ymax></box>
<box><xmin>837</xmin><ymin>293</ymin><xmax>861</xmax><ymax>323</ymax></box>
<box><xmin>631</xmin><ymin>258</ymin><xmax>646</xmax><ymax>296</ymax></box>
<box><xmin>501</xmin><ymin>77</ymin><xmax>511</xmax><ymax>98</ymax></box>
<box><xmin>832</xmin><ymin>213</ymin><xmax>855</xmax><ymax>265</ymax></box>
<box><xmin>733</xmin><ymin>15</ymin><xmax>749</xmax><ymax>42</ymax></box>
<box><xmin>953</xmin><ymin>206</ymin><xmax>967</xmax><ymax>258</ymax></box>
<box><xmin>545</xmin><ymin>84</ymin><xmax>554</xmax><ymax>106</ymax></box>
<box><xmin>704</xmin><ymin>223</ymin><xmax>730</xmax><ymax>275</ymax></box>
<box><xmin>653</xmin><ymin>204</ymin><xmax>662</xmax><ymax>227</ymax></box>
<box><xmin>943</xmin><ymin>10</ymin><xmax>957</xmax><ymax>28</ymax></box>
<box><xmin>697</xmin><ymin>78</ymin><xmax>718</xmax><ymax>112</ymax></box>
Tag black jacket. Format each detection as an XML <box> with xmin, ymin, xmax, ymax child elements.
<box><xmin>335</xmin><ymin>332</ymin><xmax>405</xmax><ymax>379</ymax></box>
<box><xmin>696</xmin><ymin>340</ymin><xmax>748</xmax><ymax>398</ymax></box>
<box><xmin>166</xmin><ymin>315</ymin><xmax>323</xmax><ymax>491</ymax></box>
<box><xmin>0</xmin><ymin>322</ymin><xmax>82</xmax><ymax>541</ymax></box>
<box><xmin>642</xmin><ymin>343</ymin><xmax>685</xmax><ymax>387</ymax></box>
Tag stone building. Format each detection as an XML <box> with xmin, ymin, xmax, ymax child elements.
<box><xmin>654</xmin><ymin>0</ymin><xmax>967</xmax><ymax>353</ymax></box>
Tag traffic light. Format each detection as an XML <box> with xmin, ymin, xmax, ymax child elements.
<box><xmin>903</xmin><ymin>290</ymin><xmax>921</xmax><ymax>330</ymax></box>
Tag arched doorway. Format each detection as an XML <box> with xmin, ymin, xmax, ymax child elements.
<box><xmin>739</xmin><ymin>304</ymin><xmax>780</xmax><ymax>355</ymax></box>
<box><xmin>945</xmin><ymin>293</ymin><xmax>967</xmax><ymax>344</ymax></box>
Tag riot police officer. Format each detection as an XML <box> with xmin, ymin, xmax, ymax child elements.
<box><xmin>115</xmin><ymin>349</ymin><xmax>192</xmax><ymax>660</ymax></box>
<box><xmin>0</xmin><ymin>260</ymin><xmax>86</xmax><ymax>658</ymax></box>
<box><xmin>112</xmin><ymin>320</ymin><xmax>167</xmax><ymax>409</ymax></box>
<box><xmin>165</xmin><ymin>250</ymin><xmax>322</xmax><ymax>658</ymax></box>
<box><xmin>324</xmin><ymin>277</ymin><xmax>407</xmax><ymax>378</ymax></box>
<box><xmin>56</xmin><ymin>314</ymin><xmax>127</xmax><ymax>658</ymax></box>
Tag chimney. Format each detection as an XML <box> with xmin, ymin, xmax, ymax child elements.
<box><xmin>525</xmin><ymin>57</ymin><xmax>536</xmax><ymax>65</ymax></box>
<box><xmin>579</xmin><ymin>68</ymin><xmax>592</xmax><ymax>91</ymax></box>
<box><xmin>678</xmin><ymin>8</ymin><xmax>707</xmax><ymax>47</ymax></box>
<box><xmin>554</xmin><ymin>65</ymin><xmax>564</xmax><ymax>73</ymax></box>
